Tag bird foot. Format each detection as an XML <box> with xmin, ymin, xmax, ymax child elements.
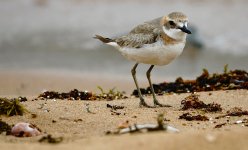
<box><xmin>139</xmin><ymin>99</ymin><xmax>155</xmax><ymax>108</ymax></box>
<box><xmin>154</xmin><ymin>100</ymin><xmax>172</xmax><ymax>107</ymax></box>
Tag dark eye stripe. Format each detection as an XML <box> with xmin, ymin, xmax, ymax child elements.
<box><xmin>169</xmin><ymin>21</ymin><xmax>175</xmax><ymax>26</ymax></box>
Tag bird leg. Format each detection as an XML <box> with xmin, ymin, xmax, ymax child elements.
<box><xmin>146</xmin><ymin>65</ymin><xmax>171</xmax><ymax>107</ymax></box>
<box><xmin>131</xmin><ymin>63</ymin><xmax>154</xmax><ymax>108</ymax></box>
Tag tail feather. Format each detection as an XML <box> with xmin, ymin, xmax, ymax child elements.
<box><xmin>94</xmin><ymin>35</ymin><xmax>115</xmax><ymax>43</ymax></box>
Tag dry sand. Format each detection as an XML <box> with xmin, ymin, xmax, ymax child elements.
<box><xmin>0</xmin><ymin>71</ymin><xmax>248</xmax><ymax>150</ymax></box>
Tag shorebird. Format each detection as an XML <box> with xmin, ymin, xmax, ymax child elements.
<box><xmin>94</xmin><ymin>12</ymin><xmax>191</xmax><ymax>108</ymax></box>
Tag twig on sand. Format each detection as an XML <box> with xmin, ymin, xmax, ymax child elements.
<box><xmin>106</xmin><ymin>114</ymin><xmax>179</xmax><ymax>135</ymax></box>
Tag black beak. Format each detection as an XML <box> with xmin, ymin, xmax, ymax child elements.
<box><xmin>179</xmin><ymin>26</ymin><xmax>192</xmax><ymax>34</ymax></box>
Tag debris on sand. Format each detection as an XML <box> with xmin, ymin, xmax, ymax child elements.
<box><xmin>118</xmin><ymin>120</ymin><xmax>130</xmax><ymax>129</ymax></box>
<box><xmin>180</xmin><ymin>94</ymin><xmax>222</xmax><ymax>112</ymax></box>
<box><xmin>226</xmin><ymin>107</ymin><xmax>248</xmax><ymax>116</ymax></box>
<box><xmin>110</xmin><ymin>110</ymin><xmax>122</xmax><ymax>116</ymax></box>
<box><xmin>180</xmin><ymin>94</ymin><xmax>204</xmax><ymax>110</ymax></box>
<box><xmin>38</xmin><ymin>89</ymin><xmax>94</xmax><ymax>100</ymax></box>
<box><xmin>117</xmin><ymin>124</ymin><xmax>179</xmax><ymax>134</ymax></box>
<box><xmin>31</xmin><ymin>113</ymin><xmax>37</xmax><ymax>118</ymax></box>
<box><xmin>215</xmin><ymin>107</ymin><xmax>248</xmax><ymax>119</ymax></box>
<box><xmin>106</xmin><ymin>114</ymin><xmax>179</xmax><ymax>135</ymax></box>
<box><xmin>17</xmin><ymin>97</ymin><xmax>28</xmax><ymax>102</ymax></box>
<box><xmin>234</xmin><ymin>119</ymin><xmax>248</xmax><ymax>126</ymax></box>
<box><xmin>206</xmin><ymin>103</ymin><xmax>222</xmax><ymax>112</ymax></box>
<box><xmin>120</xmin><ymin>114</ymin><xmax>179</xmax><ymax>134</ymax></box>
<box><xmin>0</xmin><ymin>97</ymin><xmax>28</xmax><ymax>116</ymax></box>
<box><xmin>106</xmin><ymin>104</ymin><xmax>125</xmax><ymax>110</ymax></box>
<box><xmin>107</xmin><ymin>104</ymin><xmax>125</xmax><ymax>115</ymax></box>
<box><xmin>214</xmin><ymin>123</ymin><xmax>227</xmax><ymax>128</ymax></box>
<box><xmin>97</xmin><ymin>86</ymin><xmax>128</xmax><ymax>100</ymax></box>
<box><xmin>85</xmin><ymin>103</ymin><xmax>96</xmax><ymax>114</ymax></box>
<box><xmin>38</xmin><ymin>88</ymin><xmax>128</xmax><ymax>101</ymax></box>
<box><xmin>0</xmin><ymin>120</ymin><xmax>12</xmax><ymax>135</ymax></box>
<box><xmin>11</xmin><ymin>122</ymin><xmax>41</xmax><ymax>137</ymax></box>
<box><xmin>132</xmin><ymin>66</ymin><xmax>248</xmax><ymax>96</ymax></box>
<box><xmin>179</xmin><ymin>113</ymin><xmax>209</xmax><ymax>121</ymax></box>
<box><xmin>73</xmin><ymin>119</ymin><xmax>83</xmax><ymax>122</ymax></box>
<box><xmin>214</xmin><ymin>118</ymin><xmax>248</xmax><ymax>128</ymax></box>
<box><xmin>39</xmin><ymin>134</ymin><xmax>63</xmax><ymax>144</ymax></box>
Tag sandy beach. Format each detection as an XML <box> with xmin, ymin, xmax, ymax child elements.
<box><xmin>0</xmin><ymin>71</ymin><xmax>248</xmax><ymax>150</ymax></box>
<box><xmin>0</xmin><ymin>0</ymin><xmax>248</xmax><ymax>149</ymax></box>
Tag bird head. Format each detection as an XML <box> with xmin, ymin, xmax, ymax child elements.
<box><xmin>162</xmin><ymin>12</ymin><xmax>191</xmax><ymax>41</ymax></box>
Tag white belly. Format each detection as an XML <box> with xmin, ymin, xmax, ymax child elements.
<box><xmin>117</xmin><ymin>40</ymin><xmax>185</xmax><ymax>66</ymax></box>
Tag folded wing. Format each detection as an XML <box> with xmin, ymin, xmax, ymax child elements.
<box><xmin>115</xmin><ymin>23</ymin><xmax>162</xmax><ymax>48</ymax></box>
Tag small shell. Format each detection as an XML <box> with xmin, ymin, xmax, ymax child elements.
<box><xmin>11</xmin><ymin>122</ymin><xmax>41</xmax><ymax>137</ymax></box>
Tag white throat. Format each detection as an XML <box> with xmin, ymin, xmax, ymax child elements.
<box><xmin>162</xmin><ymin>26</ymin><xmax>186</xmax><ymax>41</ymax></box>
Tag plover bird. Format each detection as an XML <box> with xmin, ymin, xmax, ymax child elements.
<box><xmin>94</xmin><ymin>12</ymin><xmax>191</xmax><ymax>107</ymax></box>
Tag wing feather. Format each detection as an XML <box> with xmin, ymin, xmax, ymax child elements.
<box><xmin>115</xmin><ymin>22</ymin><xmax>162</xmax><ymax>48</ymax></box>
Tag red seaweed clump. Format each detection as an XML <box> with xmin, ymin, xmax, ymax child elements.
<box><xmin>179</xmin><ymin>113</ymin><xmax>209</xmax><ymax>121</ymax></box>
<box><xmin>215</xmin><ymin>107</ymin><xmax>248</xmax><ymax>119</ymax></box>
<box><xmin>132</xmin><ymin>66</ymin><xmax>248</xmax><ymax>96</ymax></box>
<box><xmin>180</xmin><ymin>94</ymin><xmax>222</xmax><ymax>112</ymax></box>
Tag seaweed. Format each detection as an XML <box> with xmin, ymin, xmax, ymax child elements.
<box><xmin>179</xmin><ymin>113</ymin><xmax>209</xmax><ymax>121</ymax></box>
<box><xmin>181</xmin><ymin>94</ymin><xmax>205</xmax><ymax>110</ymax></box>
<box><xmin>206</xmin><ymin>103</ymin><xmax>222</xmax><ymax>112</ymax></box>
<box><xmin>37</xmin><ymin>87</ymin><xmax>128</xmax><ymax>101</ymax></box>
<box><xmin>180</xmin><ymin>94</ymin><xmax>222</xmax><ymax>112</ymax></box>
<box><xmin>38</xmin><ymin>89</ymin><xmax>93</xmax><ymax>100</ymax></box>
<box><xmin>0</xmin><ymin>120</ymin><xmax>12</xmax><ymax>135</ymax></box>
<box><xmin>215</xmin><ymin>107</ymin><xmax>248</xmax><ymax>119</ymax></box>
<box><xmin>96</xmin><ymin>86</ymin><xmax>128</xmax><ymax>100</ymax></box>
<box><xmin>214</xmin><ymin>123</ymin><xmax>227</xmax><ymax>128</ymax></box>
<box><xmin>0</xmin><ymin>97</ymin><xmax>28</xmax><ymax>116</ymax></box>
<box><xmin>132</xmin><ymin>66</ymin><xmax>248</xmax><ymax>96</ymax></box>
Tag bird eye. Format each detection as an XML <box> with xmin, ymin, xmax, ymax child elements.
<box><xmin>169</xmin><ymin>21</ymin><xmax>175</xmax><ymax>26</ymax></box>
